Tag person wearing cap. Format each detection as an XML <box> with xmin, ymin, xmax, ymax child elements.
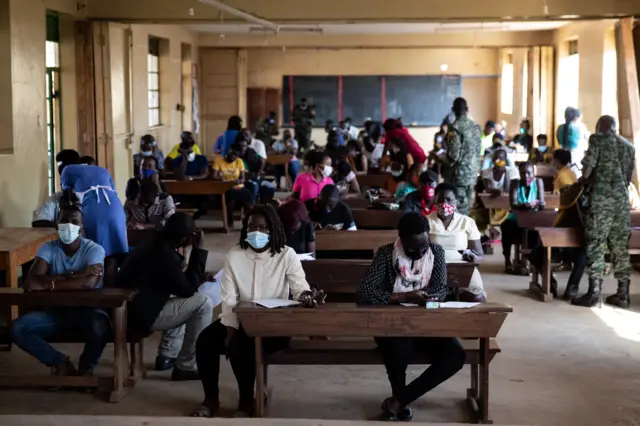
<box><xmin>133</xmin><ymin>134</ymin><xmax>165</xmax><ymax>176</ymax></box>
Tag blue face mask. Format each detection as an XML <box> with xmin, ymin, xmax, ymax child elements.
<box><xmin>151</xmin><ymin>141</ymin><xmax>157</xmax><ymax>147</ymax></box>
<box><xmin>141</xmin><ymin>169</ymin><xmax>157</xmax><ymax>179</ymax></box>
<box><xmin>245</xmin><ymin>231</ymin><xmax>270</xmax><ymax>250</ymax></box>
<box><xmin>141</xmin><ymin>150</ymin><xmax>153</xmax><ymax>157</ymax></box>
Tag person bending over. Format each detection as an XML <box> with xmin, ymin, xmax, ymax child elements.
<box><xmin>402</xmin><ymin>170</ymin><xmax>439</xmax><ymax>216</ymax></box>
<box><xmin>277</xmin><ymin>199</ymin><xmax>316</xmax><ymax>256</ymax></box>
<box><xmin>117</xmin><ymin>213</ymin><xmax>212</xmax><ymax>380</ymax></box>
<box><xmin>305</xmin><ymin>184</ymin><xmax>356</xmax><ymax>231</ymax></box>
<box><xmin>356</xmin><ymin>212</ymin><xmax>465</xmax><ymax>421</ymax></box>
<box><xmin>193</xmin><ymin>205</ymin><xmax>320</xmax><ymax>417</ymax></box>
<box><xmin>12</xmin><ymin>204</ymin><xmax>108</xmax><ymax>376</ymax></box>
<box><xmin>124</xmin><ymin>180</ymin><xmax>175</xmax><ymax>230</ymax></box>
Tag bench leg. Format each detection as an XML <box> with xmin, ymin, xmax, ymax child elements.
<box><xmin>529</xmin><ymin>246</ymin><xmax>553</xmax><ymax>302</ymax></box>
<box><xmin>109</xmin><ymin>303</ymin><xmax>131</xmax><ymax>403</ymax></box>
<box><xmin>221</xmin><ymin>195</ymin><xmax>229</xmax><ymax>233</ymax></box>
<box><xmin>254</xmin><ymin>337</ymin><xmax>265</xmax><ymax>418</ymax></box>
<box><xmin>479</xmin><ymin>337</ymin><xmax>492</xmax><ymax>424</ymax></box>
<box><xmin>129</xmin><ymin>340</ymin><xmax>145</xmax><ymax>380</ymax></box>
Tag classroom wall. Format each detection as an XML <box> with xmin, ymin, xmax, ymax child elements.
<box><xmin>199</xmin><ymin>47</ymin><xmax>500</xmax><ymax>155</ymax></box>
<box><xmin>0</xmin><ymin>0</ymin><xmax>83</xmax><ymax>227</ymax></box>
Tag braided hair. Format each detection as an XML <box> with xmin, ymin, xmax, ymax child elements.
<box><xmin>239</xmin><ymin>204</ymin><xmax>286</xmax><ymax>256</ymax></box>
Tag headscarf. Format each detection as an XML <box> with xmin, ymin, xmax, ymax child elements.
<box><xmin>391</xmin><ymin>238</ymin><xmax>434</xmax><ymax>293</ymax></box>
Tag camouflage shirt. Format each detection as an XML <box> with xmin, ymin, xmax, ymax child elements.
<box><xmin>582</xmin><ymin>132</ymin><xmax>635</xmax><ymax>205</ymax></box>
<box><xmin>443</xmin><ymin>115</ymin><xmax>482</xmax><ymax>186</ymax></box>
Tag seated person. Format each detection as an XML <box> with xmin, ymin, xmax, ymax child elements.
<box><xmin>193</xmin><ymin>205</ymin><xmax>319</xmax><ymax>417</ymax></box>
<box><xmin>482</xmin><ymin>148</ymin><xmax>518</xmax><ymax>196</ymax></box>
<box><xmin>234</xmin><ymin>134</ymin><xmax>274</xmax><ymax>204</ymax></box>
<box><xmin>346</xmin><ymin>140</ymin><xmax>368</xmax><ymax>175</ymax></box>
<box><xmin>246</xmin><ymin>129</ymin><xmax>267</xmax><ymax>161</ymax></box>
<box><xmin>116</xmin><ymin>213</ymin><xmax>212</xmax><ymax>381</ymax></box>
<box><xmin>428</xmin><ymin>120</ymin><xmax>448</xmax><ymax>170</ymax></box>
<box><xmin>80</xmin><ymin>156</ymin><xmax>96</xmax><ymax>166</ymax></box>
<box><xmin>277</xmin><ymin>199</ymin><xmax>316</xmax><ymax>256</ymax></box>
<box><xmin>394</xmin><ymin>164</ymin><xmax>421</xmax><ymax>201</ymax></box>
<box><xmin>33</xmin><ymin>149</ymin><xmax>81</xmax><ymax>228</ymax></box>
<box><xmin>271</xmin><ymin>129</ymin><xmax>302</xmax><ymax>189</ymax></box>
<box><xmin>212</xmin><ymin>144</ymin><xmax>253</xmax><ymax>227</ymax></box>
<box><xmin>529</xmin><ymin>134</ymin><xmax>553</xmax><ymax>164</ymax></box>
<box><xmin>125</xmin><ymin>156</ymin><xmax>167</xmax><ymax>200</ymax></box>
<box><xmin>305</xmin><ymin>184</ymin><xmax>357</xmax><ymax>231</ymax></box>
<box><xmin>552</xmin><ymin>149</ymin><xmax>577</xmax><ymax>194</ymax></box>
<box><xmin>334</xmin><ymin>161</ymin><xmax>361</xmax><ymax>197</ymax></box>
<box><xmin>428</xmin><ymin>183</ymin><xmax>487</xmax><ymax>301</ymax></box>
<box><xmin>501</xmin><ymin>162</ymin><xmax>545</xmax><ymax>272</ymax></box>
<box><xmin>292</xmin><ymin>151</ymin><xmax>334</xmax><ymax>202</ymax></box>
<box><xmin>166</xmin><ymin>131</ymin><xmax>203</xmax><ymax>163</ymax></box>
<box><xmin>481</xmin><ymin>133</ymin><xmax>516</xmax><ymax>170</ymax></box>
<box><xmin>12</xmin><ymin>204</ymin><xmax>108</xmax><ymax>376</ymax></box>
<box><xmin>133</xmin><ymin>134</ymin><xmax>164</xmax><ymax>176</ymax></box>
<box><xmin>356</xmin><ymin>212</ymin><xmax>465</xmax><ymax>421</ymax></box>
<box><xmin>402</xmin><ymin>170</ymin><xmax>438</xmax><ymax>216</ymax></box>
<box><xmin>173</xmin><ymin>138</ymin><xmax>209</xmax><ymax>181</ymax></box>
<box><xmin>325</xmin><ymin>119</ymin><xmax>344</xmax><ymax>145</ymax></box>
<box><xmin>124</xmin><ymin>180</ymin><xmax>176</xmax><ymax>230</ymax></box>
<box><xmin>380</xmin><ymin>138</ymin><xmax>414</xmax><ymax>194</ymax></box>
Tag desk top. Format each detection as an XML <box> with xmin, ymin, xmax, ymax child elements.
<box><xmin>351</xmin><ymin>209</ymin><xmax>402</xmax><ymax>230</ymax></box>
<box><xmin>478</xmin><ymin>193</ymin><xmax>559</xmax><ymax>210</ymax></box>
<box><xmin>0</xmin><ymin>228</ymin><xmax>57</xmax><ymax>254</ymax></box>
<box><xmin>161</xmin><ymin>180</ymin><xmax>236</xmax><ymax>195</ymax></box>
<box><xmin>315</xmin><ymin>230</ymin><xmax>397</xmax><ymax>251</ymax></box>
<box><xmin>0</xmin><ymin>288</ymin><xmax>138</xmax><ymax>308</ymax></box>
<box><xmin>236</xmin><ymin>302</ymin><xmax>512</xmax><ymax>338</ymax></box>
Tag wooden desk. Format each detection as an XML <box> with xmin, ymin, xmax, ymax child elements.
<box><xmin>315</xmin><ymin>230</ymin><xmax>396</xmax><ymax>255</ymax></box>
<box><xmin>343</xmin><ymin>196</ymin><xmax>396</xmax><ymax>210</ymax></box>
<box><xmin>236</xmin><ymin>302</ymin><xmax>512</xmax><ymax>422</ymax></box>
<box><xmin>534</xmin><ymin>164</ymin><xmax>555</xmax><ymax>178</ymax></box>
<box><xmin>478</xmin><ymin>194</ymin><xmax>559</xmax><ymax>210</ymax></box>
<box><xmin>356</xmin><ymin>173</ymin><xmax>389</xmax><ymax>190</ymax></box>
<box><xmin>351</xmin><ymin>209</ymin><xmax>402</xmax><ymax>230</ymax></box>
<box><xmin>0</xmin><ymin>288</ymin><xmax>139</xmax><ymax>402</ymax></box>
<box><xmin>162</xmin><ymin>180</ymin><xmax>236</xmax><ymax>232</ymax></box>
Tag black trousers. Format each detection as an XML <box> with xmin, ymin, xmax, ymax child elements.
<box><xmin>374</xmin><ymin>337</ymin><xmax>465</xmax><ymax>407</ymax></box>
<box><xmin>530</xmin><ymin>245</ymin><xmax>587</xmax><ymax>288</ymax></box>
<box><xmin>195</xmin><ymin>321</ymin><xmax>290</xmax><ymax>405</ymax></box>
<box><xmin>500</xmin><ymin>218</ymin><xmax>520</xmax><ymax>259</ymax></box>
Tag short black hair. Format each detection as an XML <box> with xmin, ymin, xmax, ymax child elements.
<box><xmin>344</xmin><ymin>117</ymin><xmax>352</xmax><ymax>123</ymax></box>
<box><xmin>239</xmin><ymin>204</ymin><xmax>286</xmax><ymax>256</ymax></box>
<box><xmin>346</xmin><ymin>140</ymin><xmax>360</xmax><ymax>152</ymax></box>
<box><xmin>180</xmin><ymin>131</ymin><xmax>195</xmax><ymax>148</ymax></box>
<box><xmin>162</xmin><ymin>213</ymin><xmax>196</xmax><ymax>246</ymax></box>
<box><xmin>485</xmin><ymin>120</ymin><xmax>496</xmax><ymax>129</ymax></box>
<box><xmin>142</xmin><ymin>155</ymin><xmax>158</xmax><ymax>168</ymax></box>
<box><xmin>80</xmin><ymin>156</ymin><xmax>96</xmax><ymax>165</ymax></box>
<box><xmin>452</xmin><ymin>97</ymin><xmax>469</xmax><ymax>116</ymax></box>
<box><xmin>336</xmin><ymin>161</ymin><xmax>352</xmax><ymax>178</ymax></box>
<box><xmin>553</xmin><ymin>149</ymin><xmax>572</xmax><ymax>165</ymax></box>
<box><xmin>139</xmin><ymin>180</ymin><xmax>159</xmax><ymax>199</ymax></box>
<box><xmin>141</xmin><ymin>134</ymin><xmax>155</xmax><ymax>146</ymax></box>
<box><xmin>518</xmin><ymin>161</ymin><xmax>534</xmax><ymax>171</ymax></box>
<box><xmin>419</xmin><ymin>170</ymin><xmax>439</xmax><ymax>185</ymax></box>
<box><xmin>397</xmin><ymin>212</ymin><xmax>430</xmax><ymax>238</ymax></box>
<box><xmin>309</xmin><ymin>150</ymin><xmax>329</xmax><ymax>167</ymax></box>
<box><xmin>320</xmin><ymin>184</ymin><xmax>340</xmax><ymax>199</ymax></box>
<box><xmin>56</xmin><ymin>149</ymin><xmax>80</xmax><ymax>174</ymax></box>
<box><xmin>227</xmin><ymin>115</ymin><xmax>243</xmax><ymax>131</ymax></box>
<box><xmin>493</xmin><ymin>133</ymin><xmax>505</xmax><ymax>141</ymax></box>
<box><xmin>537</xmin><ymin>134</ymin><xmax>548</xmax><ymax>141</ymax></box>
<box><xmin>388</xmin><ymin>137</ymin><xmax>406</xmax><ymax>152</ymax></box>
<box><xmin>434</xmin><ymin>182</ymin><xmax>457</xmax><ymax>199</ymax></box>
<box><xmin>59</xmin><ymin>203</ymin><xmax>83</xmax><ymax>221</ymax></box>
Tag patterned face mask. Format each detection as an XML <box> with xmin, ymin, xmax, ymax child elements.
<box><xmin>437</xmin><ymin>202</ymin><xmax>456</xmax><ymax>217</ymax></box>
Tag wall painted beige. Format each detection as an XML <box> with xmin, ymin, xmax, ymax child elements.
<box><xmin>59</xmin><ymin>13</ymin><xmax>78</xmax><ymax>152</ymax></box>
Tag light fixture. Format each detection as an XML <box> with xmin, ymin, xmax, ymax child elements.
<box><xmin>440</xmin><ymin>64</ymin><xmax>449</xmax><ymax>72</ymax></box>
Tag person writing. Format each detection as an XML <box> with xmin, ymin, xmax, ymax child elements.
<box><xmin>124</xmin><ymin>180</ymin><xmax>176</xmax><ymax>230</ymax></box>
<box><xmin>192</xmin><ymin>205</ymin><xmax>321</xmax><ymax>417</ymax></box>
<box><xmin>305</xmin><ymin>184</ymin><xmax>357</xmax><ymax>231</ymax></box>
<box><xmin>357</xmin><ymin>212</ymin><xmax>464</xmax><ymax>421</ymax></box>
<box><xmin>277</xmin><ymin>199</ymin><xmax>316</xmax><ymax>256</ymax></box>
<box><xmin>292</xmin><ymin>151</ymin><xmax>334</xmax><ymax>202</ymax></box>
<box><xmin>402</xmin><ymin>170</ymin><xmax>439</xmax><ymax>216</ymax></box>
<box><xmin>11</xmin><ymin>204</ymin><xmax>108</xmax><ymax>377</ymax></box>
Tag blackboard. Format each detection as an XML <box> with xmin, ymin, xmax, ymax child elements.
<box><xmin>282</xmin><ymin>75</ymin><xmax>461</xmax><ymax>127</ymax></box>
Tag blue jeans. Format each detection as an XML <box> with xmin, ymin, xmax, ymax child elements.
<box><xmin>11</xmin><ymin>308</ymin><xmax>111</xmax><ymax>373</ymax></box>
<box><xmin>247</xmin><ymin>179</ymin><xmax>277</xmax><ymax>204</ymax></box>
<box><xmin>274</xmin><ymin>160</ymin><xmax>301</xmax><ymax>188</ymax></box>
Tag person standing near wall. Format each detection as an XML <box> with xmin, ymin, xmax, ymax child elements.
<box><xmin>572</xmin><ymin>115</ymin><xmax>635</xmax><ymax>309</ymax></box>
<box><xmin>441</xmin><ymin>97</ymin><xmax>482</xmax><ymax>215</ymax></box>
<box><xmin>557</xmin><ymin>107</ymin><xmax>588</xmax><ymax>167</ymax></box>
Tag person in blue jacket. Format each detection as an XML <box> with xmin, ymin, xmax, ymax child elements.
<box><xmin>214</xmin><ymin>116</ymin><xmax>243</xmax><ymax>155</ymax></box>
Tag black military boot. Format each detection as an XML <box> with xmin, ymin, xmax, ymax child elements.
<box><xmin>605</xmin><ymin>279</ymin><xmax>630</xmax><ymax>309</ymax></box>
<box><xmin>571</xmin><ymin>277</ymin><xmax>602</xmax><ymax>308</ymax></box>
<box><xmin>562</xmin><ymin>276</ymin><xmax>580</xmax><ymax>301</ymax></box>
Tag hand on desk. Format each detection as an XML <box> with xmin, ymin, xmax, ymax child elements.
<box><xmin>298</xmin><ymin>289</ymin><xmax>326</xmax><ymax>308</ymax></box>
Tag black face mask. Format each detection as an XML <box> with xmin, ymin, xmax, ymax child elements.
<box><xmin>405</xmin><ymin>246</ymin><xmax>428</xmax><ymax>261</ymax></box>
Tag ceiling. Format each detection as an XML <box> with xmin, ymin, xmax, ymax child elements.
<box><xmin>187</xmin><ymin>21</ymin><xmax>568</xmax><ymax>35</ymax></box>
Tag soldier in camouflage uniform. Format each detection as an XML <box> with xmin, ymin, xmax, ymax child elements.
<box><xmin>442</xmin><ymin>98</ymin><xmax>482</xmax><ymax>215</ymax></box>
<box><xmin>572</xmin><ymin>115</ymin><xmax>635</xmax><ymax>308</ymax></box>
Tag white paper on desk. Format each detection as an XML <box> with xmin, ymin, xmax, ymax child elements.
<box><xmin>199</xmin><ymin>281</ymin><xmax>222</xmax><ymax>307</ymax></box>
<box><xmin>297</xmin><ymin>253</ymin><xmax>315</xmax><ymax>261</ymax></box>
<box><xmin>400</xmin><ymin>303</ymin><xmax>420</xmax><ymax>307</ymax></box>
<box><xmin>439</xmin><ymin>302</ymin><xmax>480</xmax><ymax>309</ymax></box>
<box><xmin>253</xmin><ymin>299</ymin><xmax>302</xmax><ymax>308</ymax></box>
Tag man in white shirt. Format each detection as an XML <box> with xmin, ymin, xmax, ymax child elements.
<box><xmin>342</xmin><ymin>117</ymin><xmax>360</xmax><ymax>141</ymax></box>
<box><xmin>246</xmin><ymin>128</ymin><xmax>267</xmax><ymax>161</ymax></box>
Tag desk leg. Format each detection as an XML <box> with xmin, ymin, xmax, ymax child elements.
<box><xmin>221</xmin><ymin>194</ymin><xmax>229</xmax><ymax>233</ymax></box>
<box><xmin>284</xmin><ymin>163</ymin><xmax>290</xmax><ymax>191</ymax></box>
<box><xmin>7</xmin><ymin>262</ymin><xmax>18</xmax><ymax>321</ymax></box>
<box><xmin>109</xmin><ymin>303</ymin><xmax>129</xmax><ymax>403</ymax></box>
<box><xmin>255</xmin><ymin>337</ymin><xmax>265</xmax><ymax>418</ymax></box>
<box><xmin>530</xmin><ymin>246</ymin><xmax>553</xmax><ymax>302</ymax></box>
<box><xmin>479</xmin><ymin>337</ymin><xmax>492</xmax><ymax>424</ymax></box>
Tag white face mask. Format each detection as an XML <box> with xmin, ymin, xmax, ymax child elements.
<box><xmin>187</xmin><ymin>152</ymin><xmax>196</xmax><ymax>162</ymax></box>
<box><xmin>322</xmin><ymin>165</ymin><xmax>333</xmax><ymax>177</ymax></box>
<box><xmin>58</xmin><ymin>223</ymin><xmax>81</xmax><ymax>245</ymax></box>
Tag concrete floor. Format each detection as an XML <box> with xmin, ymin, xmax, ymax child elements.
<box><xmin>1</xmin><ymin>226</ymin><xmax>640</xmax><ymax>425</ymax></box>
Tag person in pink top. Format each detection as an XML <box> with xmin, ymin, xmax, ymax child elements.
<box><xmin>292</xmin><ymin>151</ymin><xmax>334</xmax><ymax>202</ymax></box>
<box><xmin>383</xmin><ymin>118</ymin><xmax>427</xmax><ymax>165</ymax></box>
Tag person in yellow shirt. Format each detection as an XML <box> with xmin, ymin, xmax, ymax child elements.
<box><xmin>166</xmin><ymin>131</ymin><xmax>203</xmax><ymax>162</ymax></box>
<box><xmin>212</xmin><ymin>143</ymin><xmax>253</xmax><ymax>228</ymax></box>
<box><xmin>552</xmin><ymin>149</ymin><xmax>577</xmax><ymax>193</ymax></box>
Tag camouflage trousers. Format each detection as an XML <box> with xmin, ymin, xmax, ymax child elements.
<box><xmin>585</xmin><ymin>206</ymin><xmax>631</xmax><ymax>280</ymax></box>
<box><xmin>454</xmin><ymin>184</ymin><xmax>474</xmax><ymax>216</ymax></box>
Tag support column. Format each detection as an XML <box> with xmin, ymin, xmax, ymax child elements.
<box><xmin>237</xmin><ymin>48</ymin><xmax>248</xmax><ymax>123</ymax></box>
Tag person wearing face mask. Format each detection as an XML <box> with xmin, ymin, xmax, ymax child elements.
<box><xmin>305</xmin><ymin>184</ymin><xmax>357</xmax><ymax>231</ymax></box>
<box><xmin>325</xmin><ymin>120</ymin><xmax>345</xmax><ymax>146</ymax></box>
<box><xmin>125</xmin><ymin>156</ymin><xmax>168</xmax><ymax>200</ymax></box>
<box><xmin>167</xmin><ymin>131</ymin><xmax>203</xmax><ymax>163</ymax></box>
<box><xmin>482</xmin><ymin>149</ymin><xmax>518</xmax><ymax>196</ymax></box>
<box><xmin>174</xmin><ymin>137</ymin><xmax>209</xmax><ymax>181</ymax></box>
<box><xmin>192</xmin><ymin>205</ymin><xmax>321</xmax><ymax>417</ymax></box>
<box><xmin>256</xmin><ymin>111</ymin><xmax>278</xmax><ymax>146</ymax></box>
<box><xmin>380</xmin><ymin>138</ymin><xmax>414</xmax><ymax>194</ymax></box>
<box><xmin>512</xmin><ymin>119</ymin><xmax>533</xmax><ymax>154</ymax></box>
<box><xmin>529</xmin><ymin>134</ymin><xmax>553</xmax><ymax>164</ymax></box>
<box><xmin>342</xmin><ymin>117</ymin><xmax>359</xmax><ymax>141</ymax></box>
<box><xmin>500</xmin><ymin>162</ymin><xmax>545</xmax><ymax>273</ymax></box>
<box><xmin>427</xmin><ymin>183</ymin><xmax>487</xmax><ymax>301</ymax></box>
<box><xmin>334</xmin><ymin>161</ymin><xmax>361</xmax><ymax>197</ymax></box>
<box><xmin>402</xmin><ymin>170</ymin><xmax>439</xmax><ymax>216</ymax></box>
<box><xmin>277</xmin><ymin>199</ymin><xmax>316</xmax><ymax>256</ymax></box>
<box><xmin>117</xmin><ymin>213</ymin><xmax>212</xmax><ymax>381</ymax></box>
<box><xmin>357</xmin><ymin>212</ymin><xmax>464</xmax><ymax>422</ymax></box>
<box><xmin>124</xmin><ymin>180</ymin><xmax>176</xmax><ymax>230</ymax></box>
<box><xmin>133</xmin><ymin>134</ymin><xmax>165</xmax><ymax>176</ymax></box>
<box><xmin>292</xmin><ymin>151</ymin><xmax>334</xmax><ymax>202</ymax></box>
<box><xmin>12</xmin><ymin>204</ymin><xmax>108</xmax><ymax>377</ymax></box>
<box><xmin>394</xmin><ymin>164</ymin><xmax>422</xmax><ymax>201</ymax></box>
<box><xmin>212</xmin><ymin>144</ymin><xmax>253</xmax><ymax>228</ymax></box>
<box><xmin>293</xmin><ymin>98</ymin><xmax>316</xmax><ymax>154</ymax></box>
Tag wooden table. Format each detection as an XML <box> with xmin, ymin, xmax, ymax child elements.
<box><xmin>0</xmin><ymin>288</ymin><xmax>139</xmax><ymax>402</ymax></box>
<box><xmin>343</xmin><ymin>196</ymin><xmax>396</xmax><ymax>210</ymax></box>
<box><xmin>236</xmin><ymin>302</ymin><xmax>512</xmax><ymax>423</ymax></box>
<box><xmin>477</xmin><ymin>193</ymin><xmax>559</xmax><ymax>210</ymax></box>
<box><xmin>162</xmin><ymin>180</ymin><xmax>236</xmax><ymax>232</ymax></box>
<box><xmin>315</xmin><ymin>230</ymin><xmax>397</xmax><ymax>254</ymax></box>
<box><xmin>352</xmin><ymin>209</ymin><xmax>402</xmax><ymax>230</ymax></box>
<box><xmin>356</xmin><ymin>173</ymin><xmax>389</xmax><ymax>190</ymax></box>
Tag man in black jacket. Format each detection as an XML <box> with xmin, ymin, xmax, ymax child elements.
<box><xmin>117</xmin><ymin>213</ymin><xmax>212</xmax><ymax>381</ymax></box>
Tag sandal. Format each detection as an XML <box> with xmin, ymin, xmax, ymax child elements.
<box><xmin>190</xmin><ymin>400</ymin><xmax>219</xmax><ymax>418</ymax></box>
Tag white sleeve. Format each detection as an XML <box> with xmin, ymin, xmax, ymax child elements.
<box><xmin>33</xmin><ymin>193</ymin><xmax>60</xmax><ymax>222</ymax></box>
<box><xmin>465</xmin><ymin>216</ymin><xmax>482</xmax><ymax>241</ymax></box>
<box><xmin>345</xmin><ymin>171</ymin><xmax>357</xmax><ymax>182</ymax></box>
<box><xmin>285</xmin><ymin>249</ymin><xmax>311</xmax><ymax>299</ymax></box>
<box><xmin>220</xmin><ymin>253</ymin><xmax>240</xmax><ymax>329</ymax></box>
<box><xmin>254</xmin><ymin>140</ymin><xmax>267</xmax><ymax>159</ymax></box>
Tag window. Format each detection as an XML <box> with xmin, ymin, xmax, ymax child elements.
<box><xmin>148</xmin><ymin>37</ymin><xmax>160</xmax><ymax>127</ymax></box>
<box><xmin>46</xmin><ymin>14</ymin><xmax>62</xmax><ymax>195</ymax></box>
<box><xmin>500</xmin><ymin>53</ymin><xmax>514</xmax><ymax>115</ymax></box>
<box><xmin>558</xmin><ymin>40</ymin><xmax>579</xmax><ymax>118</ymax></box>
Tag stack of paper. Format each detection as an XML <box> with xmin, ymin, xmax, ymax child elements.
<box><xmin>253</xmin><ymin>299</ymin><xmax>302</xmax><ymax>309</ymax></box>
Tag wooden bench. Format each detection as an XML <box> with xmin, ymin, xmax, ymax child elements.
<box><xmin>0</xmin><ymin>288</ymin><xmax>139</xmax><ymax>402</ymax></box>
<box><xmin>477</xmin><ymin>193</ymin><xmax>560</xmax><ymax>210</ymax></box>
<box><xmin>162</xmin><ymin>180</ymin><xmax>236</xmax><ymax>232</ymax></box>
<box><xmin>303</xmin><ymin>259</ymin><xmax>477</xmax><ymax>301</ymax></box>
<box><xmin>530</xmin><ymin>228</ymin><xmax>640</xmax><ymax>302</ymax></box>
<box><xmin>351</xmin><ymin>209</ymin><xmax>403</xmax><ymax>230</ymax></box>
<box><xmin>343</xmin><ymin>196</ymin><xmax>396</xmax><ymax>210</ymax></box>
<box><xmin>315</xmin><ymin>230</ymin><xmax>397</xmax><ymax>258</ymax></box>
<box><xmin>236</xmin><ymin>302</ymin><xmax>512</xmax><ymax>423</ymax></box>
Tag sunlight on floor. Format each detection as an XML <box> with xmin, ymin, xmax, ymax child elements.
<box><xmin>591</xmin><ymin>304</ymin><xmax>640</xmax><ymax>342</ymax></box>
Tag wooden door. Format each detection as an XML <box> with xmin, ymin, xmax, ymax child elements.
<box><xmin>246</xmin><ymin>87</ymin><xmax>280</xmax><ymax>131</ymax></box>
